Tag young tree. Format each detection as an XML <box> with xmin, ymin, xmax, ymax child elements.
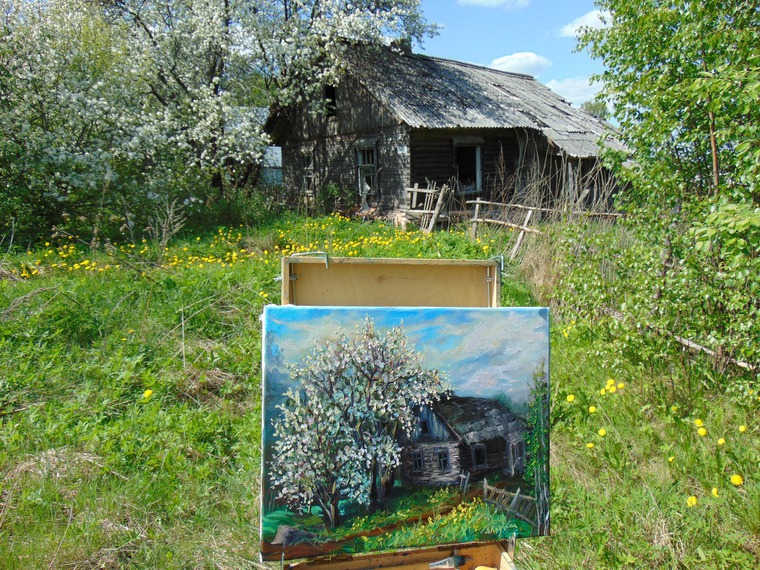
<box><xmin>523</xmin><ymin>367</ymin><xmax>549</xmax><ymax>535</ymax></box>
<box><xmin>572</xmin><ymin>1</ymin><xmax>760</xmax><ymax>371</ymax></box>
<box><xmin>580</xmin><ymin>99</ymin><xmax>609</xmax><ymax>121</ymax></box>
<box><xmin>271</xmin><ymin>318</ymin><xmax>450</xmax><ymax>529</ymax></box>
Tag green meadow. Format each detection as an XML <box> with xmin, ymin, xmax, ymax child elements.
<box><xmin>0</xmin><ymin>214</ymin><xmax>756</xmax><ymax>569</ymax></box>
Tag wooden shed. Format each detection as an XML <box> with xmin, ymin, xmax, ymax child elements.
<box><xmin>266</xmin><ymin>43</ymin><xmax>623</xmax><ymax>210</ymax></box>
<box><xmin>400</xmin><ymin>395</ymin><xmax>527</xmax><ymax>487</ymax></box>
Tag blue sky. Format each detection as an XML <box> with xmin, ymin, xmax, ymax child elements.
<box><xmin>263</xmin><ymin>306</ymin><xmax>549</xmax><ymax>409</ymax></box>
<box><xmin>416</xmin><ymin>0</ymin><xmax>606</xmax><ymax>106</ymax></box>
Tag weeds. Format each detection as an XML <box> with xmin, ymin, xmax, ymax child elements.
<box><xmin>0</xmin><ymin>213</ymin><xmax>756</xmax><ymax>568</ymax></box>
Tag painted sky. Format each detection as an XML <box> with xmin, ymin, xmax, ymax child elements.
<box><xmin>416</xmin><ymin>0</ymin><xmax>608</xmax><ymax>106</ymax></box>
<box><xmin>263</xmin><ymin>305</ymin><xmax>549</xmax><ymax>407</ymax></box>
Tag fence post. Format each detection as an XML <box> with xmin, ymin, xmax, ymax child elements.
<box><xmin>470</xmin><ymin>199</ymin><xmax>481</xmax><ymax>239</ymax></box>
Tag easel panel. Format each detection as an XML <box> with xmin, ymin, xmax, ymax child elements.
<box><xmin>281</xmin><ymin>257</ymin><xmax>500</xmax><ymax>307</ymax></box>
<box><xmin>288</xmin><ymin>542</ymin><xmax>515</xmax><ymax>570</ymax></box>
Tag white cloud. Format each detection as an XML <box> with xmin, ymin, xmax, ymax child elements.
<box><xmin>544</xmin><ymin>76</ymin><xmax>602</xmax><ymax>106</ymax></box>
<box><xmin>458</xmin><ymin>0</ymin><xmax>532</xmax><ymax>8</ymax></box>
<box><xmin>489</xmin><ymin>52</ymin><xmax>552</xmax><ymax>77</ymax></box>
<box><xmin>559</xmin><ymin>10</ymin><xmax>609</xmax><ymax>38</ymax></box>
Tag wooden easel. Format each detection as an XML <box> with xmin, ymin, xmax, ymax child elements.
<box><xmin>276</xmin><ymin>254</ymin><xmax>518</xmax><ymax>570</ymax></box>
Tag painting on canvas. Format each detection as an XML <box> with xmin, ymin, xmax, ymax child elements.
<box><xmin>260</xmin><ymin>306</ymin><xmax>550</xmax><ymax>560</ymax></box>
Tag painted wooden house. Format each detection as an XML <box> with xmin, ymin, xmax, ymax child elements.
<box><xmin>400</xmin><ymin>395</ymin><xmax>527</xmax><ymax>487</ymax></box>
<box><xmin>266</xmin><ymin>44</ymin><xmax>624</xmax><ymax>210</ymax></box>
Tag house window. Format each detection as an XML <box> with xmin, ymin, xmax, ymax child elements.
<box><xmin>471</xmin><ymin>444</ymin><xmax>488</xmax><ymax>469</ymax></box>
<box><xmin>356</xmin><ymin>145</ymin><xmax>377</xmax><ymax>204</ymax></box>
<box><xmin>454</xmin><ymin>145</ymin><xmax>482</xmax><ymax>197</ymax></box>
<box><xmin>436</xmin><ymin>449</ymin><xmax>450</xmax><ymax>472</ymax></box>
<box><xmin>411</xmin><ymin>450</ymin><xmax>424</xmax><ymax>473</ymax></box>
<box><xmin>301</xmin><ymin>151</ymin><xmax>315</xmax><ymax>197</ymax></box>
<box><xmin>324</xmin><ymin>85</ymin><xmax>337</xmax><ymax>118</ymax></box>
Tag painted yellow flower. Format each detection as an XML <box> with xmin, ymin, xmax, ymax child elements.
<box><xmin>588</xmin><ymin>405</ymin><xmax>597</xmax><ymax>413</ymax></box>
<box><xmin>143</xmin><ymin>389</ymin><xmax>153</xmax><ymax>399</ymax></box>
<box><xmin>686</xmin><ymin>496</ymin><xmax>697</xmax><ymax>507</ymax></box>
<box><xmin>730</xmin><ymin>474</ymin><xmax>743</xmax><ymax>486</ymax></box>
<box><xmin>717</xmin><ymin>438</ymin><xmax>725</xmax><ymax>446</ymax></box>
<box><xmin>694</xmin><ymin>419</ymin><xmax>704</xmax><ymax>427</ymax></box>
<box><xmin>586</xmin><ymin>442</ymin><xmax>594</xmax><ymax>449</ymax></box>
<box><xmin>739</xmin><ymin>425</ymin><xmax>747</xmax><ymax>433</ymax></box>
<box><xmin>711</xmin><ymin>487</ymin><xmax>719</xmax><ymax>498</ymax></box>
<box><xmin>698</xmin><ymin>427</ymin><xmax>707</xmax><ymax>437</ymax></box>
<box><xmin>598</xmin><ymin>428</ymin><xmax>607</xmax><ymax>437</ymax></box>
<box><xmin>566</xmin><ymin>394</ymin><xmax>576</xmax><ymax>403</ymax></box>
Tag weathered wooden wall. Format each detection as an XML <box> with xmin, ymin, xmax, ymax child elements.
<box><xmin>279</xmin><ymin>74</ymin><xmax>413</xmax><ymax>205</ymax></box>
<box><xmin>401</xmin><ymin>441</ymin><xmax>461</xmax><ymax>487</ymax></box>
<box><xmin>409</xmin><ymin>129</ymin><xmax>536</xmax><ymax>200</ymax></box>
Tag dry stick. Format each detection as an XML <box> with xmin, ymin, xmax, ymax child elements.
<box><xmin>604</xmin><ymin>307</ymin><xmax>756</xmax><ymax>372</ymax></box>
<box><xmin>48</xmin><ymin>505</ymin><xmax>74</xmax><ymax>570</ymax></box>
<box><xmin>181</xmin><ymin>307</ymin><xmax>187</xmax><ymax>368</ymax></box>
<box><xmin>471</xmin><ymin>217</ymin><xmax>543</xmax><ymax>235</ymax></box>
<box><xmin>425</xmin><ymin>184</ymin><xmax>449</xmax><ymax>234</ymax></box>
<box><xmin>467</xmin><ymin>199</ymin><xmax>623</xmax><ymax>218</ymax></box>
<box><xmin>509</xmin><ymin>209</ymin><xmax>534</xmax><ymax>261</ymax></box>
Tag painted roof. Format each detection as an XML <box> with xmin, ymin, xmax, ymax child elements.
<box><xmin>433</xmin><ymin>396</ymin><xmax>524</xmax><ymax>446</ymax></box>
<box><xmin>345</xmin><ymin>47</ymin><xmax>623</xmax><ymax>158</ymax></box>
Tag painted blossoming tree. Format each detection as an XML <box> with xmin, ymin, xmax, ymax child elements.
<box><xmin>271</xmin><ymin>318</ymin><xmax>449</xmax><ymax>529</ymax></box>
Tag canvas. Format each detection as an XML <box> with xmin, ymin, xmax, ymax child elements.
<box><xmin>260</xmin><ymin>306</ymin><xmax>550</xmax><ymax>560</ymax></box>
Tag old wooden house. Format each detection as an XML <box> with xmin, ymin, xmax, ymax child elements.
<box><xmin>267</xmin><ymin>44</ymin><xmax>623</xmax><ymax>210</ymax></box>
<box><xmin>400</xmin><ymin>395</ymin><xmax>526</xmax><ymax>487</ymax></box>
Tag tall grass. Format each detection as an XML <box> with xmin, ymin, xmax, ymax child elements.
<box><xmin>0</xmin><ymin>213</ymin><xmax>756</xmax><ymax>569</ymax></box>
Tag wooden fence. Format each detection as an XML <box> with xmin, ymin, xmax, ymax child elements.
<box><xmin>483</xmin><ymin>480</ymin><xmax>537</xmax><ymax>528</ymax></box>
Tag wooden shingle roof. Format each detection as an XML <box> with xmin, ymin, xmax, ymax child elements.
<box><xmin>433</xmin><ymin>396</ymin><xmax>524</xmax><ymax>445</ymax></box>
<box><xmin>344</xmin><ymin>46</ymin><xmax>623</xmax><ymax>159</ymax></box>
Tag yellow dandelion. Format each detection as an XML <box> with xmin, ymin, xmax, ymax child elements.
<box><xmin>566</xmin><ymin>394</ymin><xmax>576</xmax><ymax>403</ymax></box>
<box><xmin>598</xmin><ymin>428</ymin><xmax>607</xmax><ymax>437</ymax></box>
<box><xmin>668</xmin><ymin>456</ymin><xmax>675</xmax><ymax>463</ymax></box>
<box><xmin>694</xmin><ymin>419</ymin><xmax>703</xmax><ymax>427</ymax></box>
<box><xmin>586</xmin><ymin>442</ymin><xmax>594</xmax><ymax>449</ymax></box>
<box><xmin>608</xmin><ymin>385</ymin><xmax>617</xmax><ymax>394</ymax></box>
<box><xmin>686</xmin><ymin>496</ymin><xmax>697</xmax><ymax>507</ymax></box>
<box><xmin>617</xmin><ymin>383</ymin><xmax>625</xmax><ymax>389</ymax></box>
<box><xmin>670</xmin><ymin>405</ymin><xmax>678</xmax><ymax>413</ymax></box>
<box><xmin>717</xmin><ymin>438</ymin><xmax>725</xmax><ymax>446</ymax></box>
<box><xmin>698</xmin><ymin>427</ymin><xmax>707</xmax><ymax>437</ymax></box>
<box><xmin>143</xmin><ymin>389</ymin><xmax>153</xmax><ymax>399</ymax></box>
<box><xmin>588</xmin><ymin>405</ymin><xmax>597</xmax><ymax>413</ymax></box>
<box><xmin>730</xmin><ymin>474</ymin><xmax>743</xmax><ymax>486</ymax></box>
<box><xmin>711</xmin><ymin>487</ymin><xmax>719</xmax><ymax>498</ymax></box>
<box><xmin>739</xmin><ymin>425</ymin><xmax>747</xmax><ymax>433</ymax></box>
<box><xmin>600</xmin><ymin>388</ymin><xmax>607</xmax><ymax>395</ymax></box>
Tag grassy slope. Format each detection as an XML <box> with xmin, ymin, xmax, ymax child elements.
<box><xmin>0</xmin><ymin>215</ymin><xmax>756</xmax><ymax>569</ymax></box>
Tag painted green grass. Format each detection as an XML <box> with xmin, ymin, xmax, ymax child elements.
<box><xmin>0</xmin><ymin>214</ymin><xmax>757</xmax><ymax>569</ymax></box>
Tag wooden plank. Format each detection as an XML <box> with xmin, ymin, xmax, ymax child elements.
<box><xmin>508</xmin><ymin>210</ymin><xmax>533</xmax><ymax>261</ymax></box>
<box><xmin>471</xmin><ymin>218</ymin><xmax>543</xmax><ymax>236</ymax></box>
<box><xmin>289</xmin><ymin>542</ymin><xmax>513</xmax><ymax>570</ymax></box>
<box><xmin>466</xmin><ymin>199</ymin><xmax>623</xmax><ymax>218</ymax></box>
<box><xmin>282</xmin><ymin>257</ymin><xmax>501</xmax><ymax>308</ymax></box>
<box><xmin>425</xmin><ymin>185</ymin><xmax>449</xmax><ymax>234</ymax></box>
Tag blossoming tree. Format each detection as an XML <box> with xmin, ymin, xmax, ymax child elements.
<box><xmin>271</xmin><ymin>318</ymin><xmax>449</xmax><ymax>529</ymax></box>
<box><xmin>0</xmin><ymin>0</ymin><xmax>435</xmax><ymax>239</ymax></box>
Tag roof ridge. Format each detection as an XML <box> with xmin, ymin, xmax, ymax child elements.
<box><xmin>407</xmin><ymin>50</ymin><xmax>537</xmax><ymax>81</ymax></box>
